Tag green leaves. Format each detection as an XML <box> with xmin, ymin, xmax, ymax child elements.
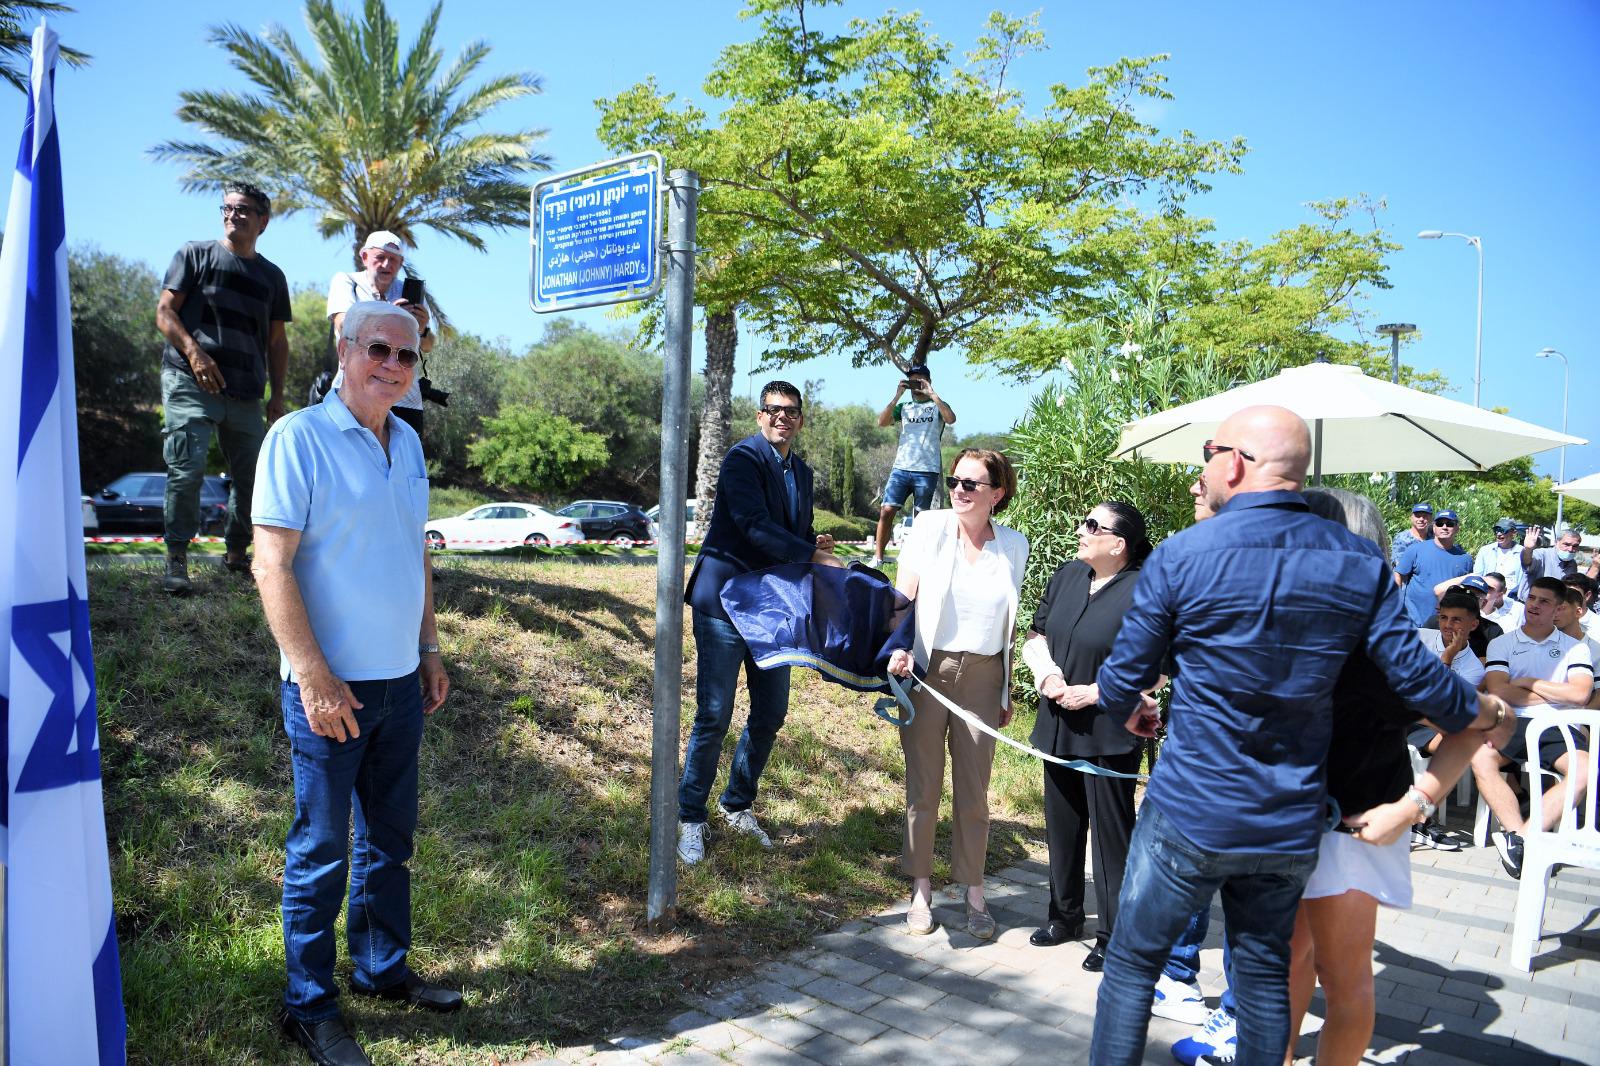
<box><xmin>468</xmin><ymin>405</ymin><xmax>609</xmax><ymax>497</ymax></box>
<box><xmin>596</xmin><ymin>4</ymin><xmax>1242</xmax><ymax>375</ymax></box>
<box><xmin>151</xmin><ymin>0</ymin><xmax>550</xmax><ymax>270</ymax></box>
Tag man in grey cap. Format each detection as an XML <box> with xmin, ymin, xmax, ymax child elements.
<box><xmin>326</xmin><ymin>230</ymin><xmax>434</xmax><ymax>433</ymax></box>
<box><xmin>1475</xmin><ymin>517</ymin><xmax>1526</xmax><ymax>595</ymax></box>
<box><xmin>1390</xmin><ymin>501</ymin><xmax>1433</xmax><ymax>569</ymax></box>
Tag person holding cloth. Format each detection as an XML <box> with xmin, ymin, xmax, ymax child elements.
<box><xmin>887</xmin><ymin>449</ymin><xmax>1027</xmax><ymax>940</ymax></box>
<box><xmin>870</xmin><ymin>364</ymin><xmax>955</xmax><ymax>568</ymax></box>
<box><xmin>1020</xmin><ymin>502</ymin><xmax>1156</xmax><ymax>975</ymax></box>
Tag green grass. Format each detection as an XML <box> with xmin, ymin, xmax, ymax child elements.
<box><xmin>92</xmin><ymin>557</ymin><xmax>1045</xmax><ymax>1064</ymax></box>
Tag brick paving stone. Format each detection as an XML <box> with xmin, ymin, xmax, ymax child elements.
<box><xmin>804</xmin><ymin>951</ymin><xmax>883</xmax><ymax>986</ymax></box>
<box><xmin>851</xmin><ymin>945</ymin><xmax>936</xmax><ymax>981</ymax></box>
<box><xmin>862</xmin><ymin>996</ymin><xmax>954</xmax><ymax>1039</ymax></box>
<box><xmin>756</xmin><ymin>960</ymin><xmax>822</xmax><ymax>990</ymax></box>
<box><xmin>800</xmin><ymin>975</ymin><xmax>884</xmax><ymax>1013</ymax></box>
<box><xmin>676</xmin><ymin>1019</ymin><xmax>754</xmax><ymax>1053</ymax></box>
<box><xmin>729</xmin><ymin>1009</ymin><xmax>825</xmax><ymax>1049</ymax></box>
<box><xmin>730</xmin><ymin>1036</ymin><xmax>804</xmax><ymax>1066</ymax></box>
<box><xmin>862</xmin><ymin>970</ymin><xmax>946</xmax><ymax>1009</ymax></box>
<box><xmin>932</xmin><ymin>992</ymin><xmax>1028</xmax><ymax>1034</ymax></box>
<box><xmin>794</xmin><ymin>1002</ymin><xmax>890</xmax><ymax>1044</ymax></box>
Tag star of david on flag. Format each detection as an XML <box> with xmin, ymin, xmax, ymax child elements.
<box><xmin>0</xmin><ymin>22</ymin><xmax>127</xmax><ymax>1065</ymax></box>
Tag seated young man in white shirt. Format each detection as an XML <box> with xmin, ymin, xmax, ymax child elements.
<box><xmin>1408</xmin><ymin>591</ymin><xmax>1488</xmax><ymax>849</ymax></box>
<box><xmin>1474</xmin><ymin>577</ymin><xmax>1594</xmax><ymax>880</ymax></box>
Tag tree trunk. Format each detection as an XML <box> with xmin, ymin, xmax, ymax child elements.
<box><xmin>694</xmin><ymin>307</ymin><xmax>738</xmax><ymax>539</ymax></box>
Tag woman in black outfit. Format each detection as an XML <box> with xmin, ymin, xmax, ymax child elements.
<box><xmin>1019</xmin><ymin>500</ymin><xmax>1154</xmax><ymax>970</ymax></box>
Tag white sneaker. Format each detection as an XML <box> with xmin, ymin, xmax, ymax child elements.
<box><xmin>677</xmin><ymin>821</ymin><xmax>706</xmax><ymax>865</ymax></box>
<box><xmin>868</xmin><ymin>555</ymin><xmax>886</xmax><ymax>569</ymax></box>
<box><xmin>717</xmin><ymin>803</ymin><xmax>773</xmax><ymax>847</ymax></box>
<box><xmin>1151</xmin><ymin>973</ymin><xmax>1210</xmax><ymax>1025</ymax></box>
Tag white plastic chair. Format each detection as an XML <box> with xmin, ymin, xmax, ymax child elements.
<box><xmin>1508</xmin><ymin>709</ymin><xmax>1599</xmax><ymax>971</ymax></box>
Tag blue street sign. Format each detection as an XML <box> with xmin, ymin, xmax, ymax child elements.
<box><xmin>530</xmin><ymin>152</ymin><xmax>662</xmax><ymax>312</ymax></box>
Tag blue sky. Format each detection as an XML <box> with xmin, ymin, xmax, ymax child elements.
<box><xmin>12</xmin><ymin>1</ymin><xmax>1599</xmax><ymax>482</ymax></box>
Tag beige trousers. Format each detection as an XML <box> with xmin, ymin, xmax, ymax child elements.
<box><xmin>899</xmin><ymin>648</ymin><xmax>1004</xmax><ymax>884</ymax></box>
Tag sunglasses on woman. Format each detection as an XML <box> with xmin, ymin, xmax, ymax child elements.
<box><xmin>361</xmin><ymin>340</ymin><xmax>420</xmax><ymax>368</ymax></box>
<box><xmin>944</xmin><ymin>475</ymin><xmax>995</xmax><ymax>492</ymax></box>
<box><xmin>1080</xmin><ymin>516</ymin><xmax>1124</xmax><ymax>537</ymax></box>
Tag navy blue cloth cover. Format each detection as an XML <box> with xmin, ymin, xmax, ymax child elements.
<box><xmin>720</xmin><ymin>562</ymin><xmax>914</xmax><ymax>692</ymax></box>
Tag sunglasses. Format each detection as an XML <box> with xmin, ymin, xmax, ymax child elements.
<box><xmin>759</xmin><ymin>403</ymin><xmax>801</xmax><ymax>420</ymax></box>
<box><xmin>944</xmin><ymin>475</ymin><xmax>996</xmax><ymax>493</ymax></box>
<box><xmin>361</xmin><ymin>340</ymin><xmax>420</xmax><ymax>368</ymax></box>
<box><xmin>1201</xmin><ymin>439</ymin><xmax>1256</xmax><ymax>464</ymax></box>
<box><xmin>1080</xmin><ymin>516</ymin><xmax>1124</xmax><ymax>538</ymax></box>
<box><xmin>1434</xmin><ymin>519</ymin><xmax>1458</xmax><ymax>528</ymax></box>
<box><xmin>219</xmin><ymin>204</ymin><xmax>260</xmax><ymax>218</ymax></box>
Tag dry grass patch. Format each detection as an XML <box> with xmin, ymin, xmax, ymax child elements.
<box><xmin>92</xmin><ymin>557</ymin><xmax>1046</xmax><ymax>1064</ymax></box>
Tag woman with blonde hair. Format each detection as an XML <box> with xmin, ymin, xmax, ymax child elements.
<box><xmin>887</xmin><ymin>448</ymin><xmax>1028</xmax><ymax>939</ymax></box>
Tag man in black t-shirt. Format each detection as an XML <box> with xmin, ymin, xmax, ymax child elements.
<box><xmin>154</xmin><ymin>181</ymin><xmax>292</xmax><ymax>594</ymax></box>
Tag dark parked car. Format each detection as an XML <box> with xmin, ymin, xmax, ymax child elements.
<box><xmin>90</xmin><ymin>472</ymin><xmax>230</xmax><ymax>534</ymax></box>
<box><xmin>555</xmin><ymin>500</ymin><xmax>653</xmax><ymax>545</ymax></box>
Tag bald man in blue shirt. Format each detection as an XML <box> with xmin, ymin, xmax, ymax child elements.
<box><xmin>1089</xmin><ymin>405</ymin><xmax>1509</xmax><ymax>1066</ymax></box>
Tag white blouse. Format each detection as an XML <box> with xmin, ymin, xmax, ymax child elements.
<box><xmin>932</xmin><ymin>544</ymin><xmax>1011</xmax><ymax>655</ymax></box>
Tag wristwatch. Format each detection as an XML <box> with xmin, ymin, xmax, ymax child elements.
<box><xmin>419</xmin><ymin>642</ymin><xmax>441</xmax><ymax>656</ymax></box>
<box><xmin>1405</xmin><ymin>787</ymin><xmax>1437</xmax><ymax>819</ymax></box>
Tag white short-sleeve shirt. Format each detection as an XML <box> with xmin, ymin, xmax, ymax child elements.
<box><xmin>1483</xmin><ymin>626</ymin><xmax>1595</xmax><ymax>717</ymax></box>
<box><xmin>1416</xmin><ymin>628</ymin><xmax>1487</xmax><ymax>688</ymax></box>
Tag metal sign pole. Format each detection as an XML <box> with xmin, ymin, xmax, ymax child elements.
<box><xmin>647</xmin><ymin>170</ymin><xmax>699</xmax><ymax>929</ymax></box>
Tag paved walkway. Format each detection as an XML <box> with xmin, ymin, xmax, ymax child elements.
<box><xmin>546</xmin><ymin>819</ymin><xmax>1599</xmax><ymax>1066</ymax></box>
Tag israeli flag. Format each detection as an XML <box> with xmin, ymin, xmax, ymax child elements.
<box><xmin>0</xmin><ymin>23</ymin><xmax>127</xmax><ymax>1065</ymax></box>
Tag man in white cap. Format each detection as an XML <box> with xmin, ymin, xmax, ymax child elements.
<box><xmin>326</xmin><ymin>230</ymin><xmax>434</xmax><ymax>433</ymax></box>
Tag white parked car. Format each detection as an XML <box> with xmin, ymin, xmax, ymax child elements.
<box><xmin>424</xmin><ymin>503</ymin><xmax>581</xmax><ymax>550</ymax></box>
<box><xmin>646</xmin><ymin>499</ymin><xmax>698</xmax><ymax>541</ymax></box>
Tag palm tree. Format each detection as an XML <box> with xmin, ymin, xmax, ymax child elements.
<box><xmin>0</xmin><ymin>0</ymin><xmax>90</xmax><ymax>92</ymax></box>
<box><xmin>151</xmin><ymin>0</ymin><xmax>550</xmax><ymax>278</ymax></box>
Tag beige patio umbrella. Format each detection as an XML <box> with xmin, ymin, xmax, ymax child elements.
<box><xmin>1553</xmin><ymin>472</ymin><xmax>1600</xmax><ymax>507</ymax></box>
<box><xmin>1112</xmin><ymin>361</ymin><xmax>1586</xmax><ymax>481</ymax></box>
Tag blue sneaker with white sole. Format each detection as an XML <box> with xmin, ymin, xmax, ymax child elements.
<box><xmin>1172</xmin><ymin>1006</ymin><xmax>1235</xmax><ymax>1066</ymax></box>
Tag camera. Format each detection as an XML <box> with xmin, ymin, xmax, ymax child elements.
<box><xmin>420</xmin><ymin>377</ymin><xmax>450</xmax><ymax>407</ymax></box>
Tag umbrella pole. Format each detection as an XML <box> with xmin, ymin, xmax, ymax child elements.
<box><xmin>1313</xmin><ymin>419</ymin><xmax>1324</xmax><ymax>486</ymax></box>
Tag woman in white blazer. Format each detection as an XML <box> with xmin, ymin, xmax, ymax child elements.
<box><xmin>887</xmin><ymin>448</ymin><xmax>1029</xmax><ymax>939</ymax></box>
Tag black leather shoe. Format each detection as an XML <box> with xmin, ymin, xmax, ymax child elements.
<box><xmin>1029</xmin><ymin>920</ymin><xmax>1084</xmax><ymax>947</ymax></box>
<box><xmin>1081</xmin><ymin>943</ymin><xmax>1106</xmax><ymax>972</ymax></box>
<box><xmin>278</xmin><ymin>1009</ymin><xmax>372</xmax><ymax>1066</ymax></box>
<box><xmin>351</xmin><ymin>970</ymin><xmax>464</xmax><ymax>1013</ymax></box>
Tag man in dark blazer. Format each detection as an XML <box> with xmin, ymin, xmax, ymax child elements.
<box><xmin>677</xmin><ymin>380</ymin><xmax>844</xmax><ymax>864</ymax></box>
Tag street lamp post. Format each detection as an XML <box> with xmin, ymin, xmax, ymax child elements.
<box><xmin>1377</xmin><ymin>323</ymin><xmax>1417</xmax><ymax>501</ymax></box>
<box><xmin>1536</xmin><ymin>347</ymin><xmax>1570</xmax><ymax>532</ymax></box>
<box><xmin>1418</xmin><ymin>230</ymin><xmax>1484</xmax><ymax>407</ymax></box>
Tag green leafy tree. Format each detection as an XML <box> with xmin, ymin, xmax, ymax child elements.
<box><xmin>1004</xmin><ymin>300</ymin><xmax>1251</xmax><ymax>688</ymax></box>
<box><xmin>281</xmin><ymin>285</ymin><xmax>333</xmax><ymax>411</ymax></box>
<box><xmin>150</xmin><ymin>0</ymin><xmax>550</xmax><ymax>317</ymax></box>
<box><xmin>424</xmin><ymin>331</ymin><xmax>513</xmax><ymax>480</ymax></box>
<box><xmin>66</xmin><ymin>245</ymin><xmax>164</xmax><ymax>488</ymax></box>
<box><xmin>597</xmin><ymin>2</ymin><xmax>1242</xmax><ymax>525</ymax></box>
<box><xmin>468</xmin><ymin>405</ymin><xmax>608</xmax><ymax>498</ymax></box>
<box><xmin>503</xmin><ymin>321</ymin><xmax>685</xmax><ymax>499</ymax></box>
<box><xmin>0</xmin><ymin>1</ymin><xmax>89</xmax><ymax>92</ymax></box>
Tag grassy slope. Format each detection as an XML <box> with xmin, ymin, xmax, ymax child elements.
<box><xmin>93</xmin><ymin>558</ymin><xmax>1046</xmax><ymax>1064</ymax></box>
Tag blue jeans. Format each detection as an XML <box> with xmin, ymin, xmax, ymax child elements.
<box><xmin>281</xmin><ymin>672</ymin><xmax>424</xmax><ymax>1022</ymax></box>
<box><xmin>1091</xmin><ymin>802</ymin><xmax>1314</xmax><ymax>1066</ymax></box>
<box><xmin>678</xmin><ymin>610</ymin><xmax>791</xmax><ymax>824</ymax></box>
<box><xmin>880</xmin><ymin>468</ymin><xmax>939</xmax><ymax>514</ymax></box>
<box><xmin>1167</xmin><ymin>904</ymin><xmax>1238</xmax><ymax>1015</ymax></box>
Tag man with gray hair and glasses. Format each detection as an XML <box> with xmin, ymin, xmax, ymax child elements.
<box><xmin>253</xmin><ymin>301</ymin><xmax>456</xmax><ymax>1066</ymax></box>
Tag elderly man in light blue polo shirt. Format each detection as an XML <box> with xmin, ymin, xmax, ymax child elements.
<box><xmin>252</xmin><ymin>301</ymin><xmax>455</xmax><ymax>1066</ymax></box>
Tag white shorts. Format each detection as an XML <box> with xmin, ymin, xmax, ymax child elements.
<box><xmin>1301</xmin><ymin>829</ymin><xmax>1413</xmax><ymax>909</ymax></box>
